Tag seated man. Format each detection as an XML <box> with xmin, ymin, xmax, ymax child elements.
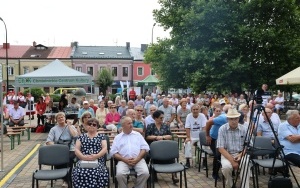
<box><xmin>77</xmin><ymin>101</ymin><xmax>95</xmax><ymax>118</ymax></box>
<box><xmin>278</xmin><ymin>110</ymin><xmax>300</xmax><ymax>166</ymax></box>
<box><xmin>257</xmin><ymin>107</ymin><xmax>279</xmax><ymax>140</ymax></box>
<box><xmin>111</xmin><ymin>116</ymin><xmax>150</xmax><ymax>188</ymax></box>
<box><xmin>117</xmin><ymin>109</ymin><xmax>144</xmax><ymax>134</ymax></box>
<box><xmin>66</xmin><ymin>97</ymin><xmax>80</xmax><ymax>125</ymax></box>
<box><xmin>274</xmin><ymin>92</ymin><xmax>284</xmax><ymax>114</ymax></box>
<box><xmin>217</xmin><ymin>107</ymin><xmax>250</xmax><ymax>188</ymax></box>
<box><xmin>9</xmin><ymin>101</ymin><xmax>25</xmax><ymax>126</ymax></box>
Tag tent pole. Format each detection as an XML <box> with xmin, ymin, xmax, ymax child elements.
<box><xmin>0</xmin><ymin>80</ymin><xmax>4</xmax><ymax>171</ymax></box>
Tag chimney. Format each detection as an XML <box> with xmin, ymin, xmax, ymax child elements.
<box><xmin>126</xmin><ymin>42</ymin><xmax>130</xmax><ymax>49</ymax></box>
<box><xmin>3</xmin><ymin>43</ymin><xmax>10</xmax><ymax>49</ymax></box>
<box><xmin>33</xmin><ymin>41</ymin><xmax>36</xmax><ymax>46</ymax></box>
<box><xmin>141</xmin><ymin>44</ymin><xmax>148</xmax><ymax>52</ymax></box>
<box><xmin>72</xmin><ymin>41</ymin><xmax>78</xmax><ymax>48</ymax></box>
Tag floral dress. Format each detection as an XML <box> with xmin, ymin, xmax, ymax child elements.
<box><xmin>72</xmin><ymin>134</ymin><xmax>109</xmax><ymax>187</ymax></box>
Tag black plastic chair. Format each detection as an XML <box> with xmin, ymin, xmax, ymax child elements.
<box><xmin>149</xmin><ymin>140</ymin><xmax>187</xmax><ymax>188</ymax></box>
<box><xmin>32</xmin><ymin>144</ymin><xmax>70</xmax><ymax>188</ymax></box>
<box><xmin>251</xmin><ymin>136</ymin><xmax>286</xmax><ymax>188</ymax></box>
<box><xmin>198</xmin><ymin>131</ymin><xmax>214</xmax><ymax>176</ymax></box>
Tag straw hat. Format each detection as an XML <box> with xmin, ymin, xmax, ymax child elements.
<box><xmin>226</xmin><ymin>107</ymin><xmax>241</xmax><ymax>118</ymax></box>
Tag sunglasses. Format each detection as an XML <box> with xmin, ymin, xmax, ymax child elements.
<box><xmin>136</xmin><ymin>110</ymin><xmax>143</xmax><ymax>112</ymax></box>
<box><xmin>88</xmin><ymin>123</ymin><xmax>97</xmax><ymax>127</ymax></box>
<box><xmin>110</xmin><ymin>107</ymin><xmax>116</xmax><ymax>109</ymax></box>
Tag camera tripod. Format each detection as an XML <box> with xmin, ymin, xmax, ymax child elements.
<box><xmin>233</xmin><ymin>103</ymin><xmax>299</xmax><ymax>188</ymax></box>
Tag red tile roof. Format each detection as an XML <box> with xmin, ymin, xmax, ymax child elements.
<box><xmin>48</xmin><ymin>47</ymin><xmax>72</xmax><ymax>58</ymax></box>
<box><xmin>0</xmin><ymin>45</ymin><xmax>31</xmax><ymax>58</ymax></box>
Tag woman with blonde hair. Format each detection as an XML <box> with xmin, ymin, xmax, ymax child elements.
<box><xmin>115</xmin><ymin>95</ymin><xmax>121</xmax><ymax>110</ymax></box>
<box><xmin>77</xmin><ymin>111</ymin><xmax>92</xmax><ymax>134</ymax></box>
<box><xmin>95</xmin><ymin>101</ymin><xmax>109</xmax><ymax>128</ymax></box>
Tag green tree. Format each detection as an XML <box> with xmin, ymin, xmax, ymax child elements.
<box><xmin>145</xmin><ymin>0</ymin><xmax>300</xmax><ymax>93</ymax></box>
<box><xmin>95</xmin><ymin>68</ymin><xmax>113</xmax><ymax>96</ymax></box>
<box><xmin>23</xmin><ymin>88</ymin><xmax>45</xmax><ymax>102</ymax></box>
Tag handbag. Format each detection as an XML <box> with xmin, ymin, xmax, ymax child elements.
<box><xmin>79</xmin><ymin>160</ymin><xmax>98</xmax><ymax>168</ymax></box>
<box><xmin>55</xmin><ymin>126</ymin><xmax>72</xmax><ymax>148</ymax></box>
<box><xmin>35</xmin><ymin>125</ymin><xmax>45</xmax><ymax>133</ymax></box>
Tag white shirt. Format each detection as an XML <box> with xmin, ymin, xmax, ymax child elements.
<box><xmin>145</xmin><ymin>115</ymin><xmax>155</xmax><ymax>128</ymax></box>
<box><xmin>258</xmin><ymin>113</ymin><xmax>281</xmax><ymax>128</ymax></box>
<box><xmin>98</xmin><ymin>95</ymin><xmax>104</xmax><ymax>101</ymax></box>
<box><xmin>185</xmin><ymin>113</ymin><xmax>207</xmax><ymax>140</ymax></box>
<box><xmin>275</xmin><ymin>96</ymin><xmax>284</xmax><ymax>109</ymax></box>
<box><xmin>110</xmin><ymin>130</ymin><xmax>149</xmax><ymax>159</ymax></box>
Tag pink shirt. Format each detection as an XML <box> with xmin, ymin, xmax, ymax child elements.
<box><xmin>105</xmin><ymin>112</ymin><xmax>121</xmax><ymax>125</ymax></box>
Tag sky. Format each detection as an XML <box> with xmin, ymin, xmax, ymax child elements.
<box><xmin>0</xmin><ymin>0</ymin><xmax>170</xmax><ymax>48</ymax></box>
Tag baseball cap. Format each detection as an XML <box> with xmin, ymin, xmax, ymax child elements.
<box><xmin>83</xmin><ymin>101</ymin><xmax>89</xmax><ymax>104</ymax></box>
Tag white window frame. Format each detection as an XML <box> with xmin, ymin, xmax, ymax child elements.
<box><xmin>137</xmin><ymin>67</ymin><xmax>144</xmax><ymax>76</ymax></box>
<box><xmin>76</xmin><ymin>66</ymin><xmax>82</xmax><ymax>72</ymax></box>
<box><xmin>8</xmin><ymin>66</ymin><xmax>14</xmax><ymax>75</ymax></box>
<box><xmin>122</xmin><ymin>67</ymin><xmax>128</xmax><ymax>77</ymax></box>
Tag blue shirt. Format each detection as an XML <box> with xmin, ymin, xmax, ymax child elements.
<box><xmin>257</xmin><ymin>120</ymin><xmax>278</xmax><ymax>139</ymax></box>
<box><xmin>278</xmin><ymin>121</ymin><xmax>300</xmax><ymax>155</ymax></box>
<box><xmin>77</xmin><ymin>107</ymin><xmax>95</xmax><ymax>118</ymax></box>
<box><xmin>210</xmin><ymin>113</ymin><xmax>228</xmax><ymax>139</ymax></box>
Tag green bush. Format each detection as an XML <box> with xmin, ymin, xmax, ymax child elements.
<box><xmin>51</xmin><ymin>94</ymin><xmax>61</xmax><ymax>102</ymax></box>
<box><xmin>109</xmin><ymin>94</ymin><xmax>116</xmax><ymax>101</ymax></box>
<box><xmin>23</xmin><ymin>88</ymin><xmax>45</xmax><ymax>102</ymax></box>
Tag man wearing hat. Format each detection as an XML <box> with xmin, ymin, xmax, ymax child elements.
<box><xmin>217</xmin><ymin>107</ymin><xmax>250</xmax><ymax>188</ymax></box>
<box><xmin>77</xmin><ymin>101</ymin><xmax>95</xmax><ymax>119</ymax></box>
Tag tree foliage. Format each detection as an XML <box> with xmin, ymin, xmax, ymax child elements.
<box><xmin>95</xmin><ymin>68</ymin><xmax>113</xmax><ymax>96</ymax></box>
<box><xmin>145</xmin><ymin>0</ymin><xmax>300</xmax><ymax>93</ymax></box>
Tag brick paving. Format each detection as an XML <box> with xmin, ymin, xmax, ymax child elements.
<box><xmin>1</xmin><ymin>117</ymin><xmax>300</xmax><ymax>187</ymax></box>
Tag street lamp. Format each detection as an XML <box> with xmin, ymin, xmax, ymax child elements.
<box><xmin>151</xmin><ymin>23</ymin><xmax>156</xmax><ymax>44</ymax></box>
<box><xmin>0</xmin><ymin>17</ymin><xmax>8</xmax><ymax>93</ymax></box>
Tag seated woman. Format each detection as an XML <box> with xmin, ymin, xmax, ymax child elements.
<box><xmin>145</xmin><ymin>110</ymin><xmax>179</xmax><ymax>184</ymax></box>
<box><xmin>45</xmin><ymin>112</ymin><xmax>78</xmax><ymax>187</ymax></box>
<box><xmin>72</xmin><ymin>118</ymin><xmax>109</xmax><ymax>187</ymax></box>
<box><xmin>45</xmin><ymin>100</ymin><xmax>56</xmax><ymax>124</ymax></box>
<box><xmin>95</xmin><ymin>101</ymin><xmax>109</xmax><ymax>128</ymax></box>
<box><xmin>104</xmin><ymin>104</ymin><xmax>120</xmax><ymax>131</ymax></box>
<box><xmin>76</xmin><ymin>111</ymin><xmax>92</xmax><ymax>135</ymax></box>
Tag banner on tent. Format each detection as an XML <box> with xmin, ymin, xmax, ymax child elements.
<box><xmin>16</xmin><ymin>77</ymin><xmax>91</xmax><ymax>85</ymax></box>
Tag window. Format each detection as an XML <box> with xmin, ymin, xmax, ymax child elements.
<box><xmin>123</xmin><ymin>67</ymin><xmax>128</xmax><ymax>77</ymax></box>
<box><xmin>112</xmin><ymin>67</ymin><xmax>117</xmax><ymax>77</ymax></box>
<box><xmin>151</xmin><ymin>69</ymin><xmax>156</xmax><ymax>75</ymax></box>
<box><xmin>87</xmin><ymin>67</ymin><xmax>93</xmax><ymax>76</ymax></box>
<box><xmin>100</xmin><ymin>67</ymin><xmax>105</xmax><ymax>72</ymax></box>
<box><xmin>137</xmin><ymin>67</ymin><xmax>143</xmax><ymax>76</ymax></box>
<box><xmin>23</xmin><ymin>67</ymin><xmax>29</xmax><ymax>74</ymax></box>
<box><xmin>8</xmin><ymin>67</ymin><xmax>14</xmax><ymax>75</ymax></box>
<box><xmin>76</xmin><ymin>66</ymin><xmax>82</xmax><ymax>72</ymax></box>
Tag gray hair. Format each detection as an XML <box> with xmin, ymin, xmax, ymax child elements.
<box><xmin>120</xmin><ymin>116</ymin><xmax>131</xmax><ymax>127</ymax></box>
<box><xmin>286</xmin><ymin>110</ymin><xmax>299</xmax><ymax>120</ymax></box>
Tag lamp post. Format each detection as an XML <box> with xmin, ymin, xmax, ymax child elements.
<box><xmin>151</xmin><ymin>23</ymin><xmax>156</xmax><ymax>44</ymax></box>
<box><xmin>0</xmin><ymin>17</ymin><xmax>8</xmax><ymax>93</ymax></box>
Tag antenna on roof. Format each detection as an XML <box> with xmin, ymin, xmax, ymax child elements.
<box><xmin>113</xmin><ymin>38</ymin><xmax>118</xmax><ymax>46</ymax></box>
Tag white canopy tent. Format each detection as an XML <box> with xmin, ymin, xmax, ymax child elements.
<box><xmin>15</xmin><ymin>59</ymin><xmax>92</xmax><ymax>87</ymax></box>
<box><xmin>276</xmin><ymin>66</ymin><xmax>300</xmax><ymax>85</ymax></box>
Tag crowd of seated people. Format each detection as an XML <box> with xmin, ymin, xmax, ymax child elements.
<box><xmin>30</xmin><ymin>85</ymin><xmax>299</xmax><ymax>187</ymax></box>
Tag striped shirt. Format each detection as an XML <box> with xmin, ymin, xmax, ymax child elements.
<box><xmin>217</xmin><ymin>123</ymin><xmax>247</xmax><ymax>155</ymax></box>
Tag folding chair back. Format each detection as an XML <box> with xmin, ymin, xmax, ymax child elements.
<box><xmin>252</xmin><ymin>136</ymin><xmax>275</xmax><ymax>156</ymax></box>
<box><xmin>199</xmin><ymin>131</ymin><xmax>209</xmax><ymax>147</ymax></box>
<box><xmin>38</xmin><ymin>144</ymin><xmax>69</xmax><ymax>166</ymax></box>
<box><xmin>150</xmin><ymin>140</ymin><xmax>179</xmax><ymax>161</ymax></box>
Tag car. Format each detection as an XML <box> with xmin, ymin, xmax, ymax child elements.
<box><xmin>292</xmin><ymin>94</ymin><xmax>300</xmax><ymax>101</ymax></box>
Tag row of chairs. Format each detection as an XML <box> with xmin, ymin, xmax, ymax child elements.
<box><xmin>32</xmin><ymin>139</ymin><xmax>188</xmax><ymax>188</ymax></box>
<box><xmin>197</xmin><ymin>131</ymin><xmax>291</xmax><ymax>188</ymax></box>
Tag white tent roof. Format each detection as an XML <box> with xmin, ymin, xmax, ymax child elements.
<box><xmin>276</xmin><ymin>66</ymin><xmax>300</xmax><ymax>85</ymax></box>
<box><xmin>15</xmin><ymin>59</ymin><xmax>92</xmax><ymax>87</ymax></box>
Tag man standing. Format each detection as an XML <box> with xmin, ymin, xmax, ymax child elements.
<box><xmin>278</xmin><ymin>110</ymin><xmax>300</xmax><ymax>166</ymax></box>
<box><xmin>217</xmin><ymin>108</ymin><xmax>250</xmax><ymax>188</ymax></box>
<box><xmin>9</xmin><ymin>101</ymin><xmax>25</xmax><ymax>126</ymax></box>
<box><xmin>111</xmin><ymin>116</ymin><xmax>150</xmax><ymax>188</ymax></box>
<box><xmin>129</xmin><ymin>87</ymin><xmax>136</xmax><ymax>101</ymax></box>
<box><xmin>98</xmin><ymin>92</ymin><xmax>104</xmax><ymax>102</ymax></box>
<box><xmin>144</xmin><ymin>97</ymin><xmax>158</xmax><ymax>116</ymax></box>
